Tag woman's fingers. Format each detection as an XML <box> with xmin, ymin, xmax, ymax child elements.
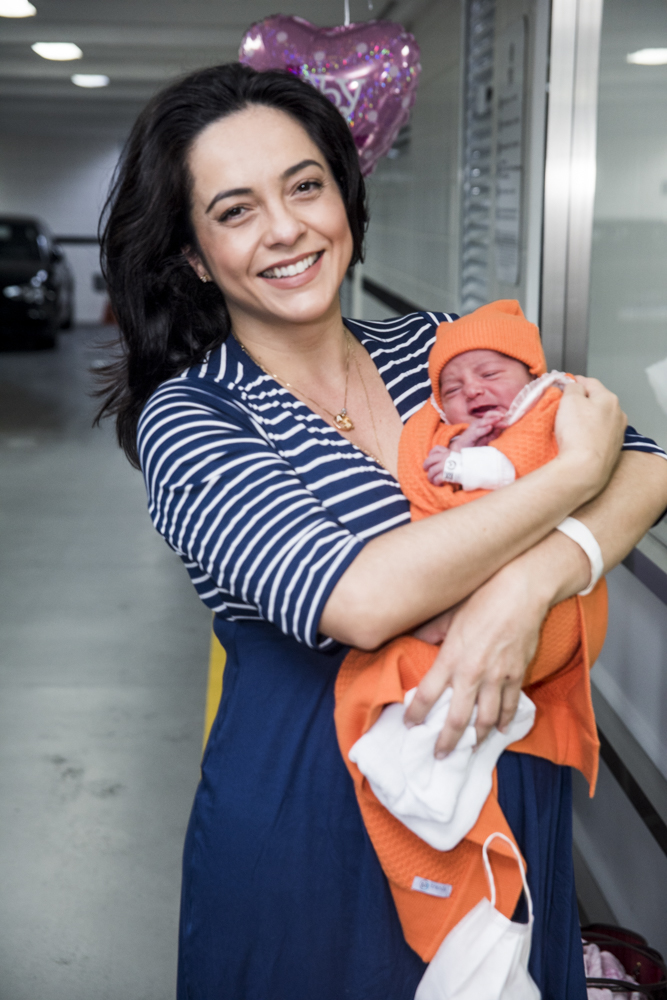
<box><xmin>555</xmin><ymin>378</ymin><xmax>627</xmax><ymax>491</ymax></box>
<box><xmin>403</xmin><ymin>638</ymin><xmax>454</xmax><ymax>727</ymax></box>
<box><xmin>435</xmin><ymin>672</ymin><xmax>522</xmax><ymax>756</ymax></box>
<box><xmin>472</xmin><ymin>682</ymin><xmax>505</xmax><ymax>745</ymax></box>
<box><xmin>497</xmin><ymin>679</ymin><xmax>522</xmax><ymax>734</ymax></box>
<box><xmin>572</xmin><ymin>374</ymin><xmax>607</xmax><ymax>395</ymax></box>
<box><xmin>434</xmin><ymin>682</ymin><xmax>479</xmax><ymax>757</ymax></box>
<box><xmin>403</xmin><ymin>674</ymin><xmax>449</xmax><ymax>728</ymax></box>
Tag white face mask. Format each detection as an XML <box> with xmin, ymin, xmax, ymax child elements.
<box><xmin>415</xmin><ymin>832</ymin><xmax>541</xmax><ymax>1000</ymax></box>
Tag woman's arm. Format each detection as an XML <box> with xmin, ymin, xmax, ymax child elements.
<box><xmin>320</xmin><ymin>378</ymin><xmax>626</xmax><ymax>649</ymax></box>
<box><xmin>404</xmin><ymin>448</ymin><xmax>667</xmax><ymax>756</ymax></box>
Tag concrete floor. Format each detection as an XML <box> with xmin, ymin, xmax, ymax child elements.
<box><xmin>0</xmin><ymin>327</ymin><xmax>210</xmax><ymax>999</ymax></box>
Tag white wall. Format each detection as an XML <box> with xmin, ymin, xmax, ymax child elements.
<box><xmin>0</xmin><ymin>135</ymin><xmax>122</xmax><ymax>323</ymax></box>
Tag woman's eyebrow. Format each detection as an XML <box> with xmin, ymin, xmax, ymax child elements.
<box><xmin>205</xmin><ymin>159</ymin><xmax>325</xmax><ymax>214</ymax></box>
<box><xmin>206</xmin><ymin>187</ymin><xmax>252</xmax><ymax>214</ymax></box>
<box><xmin>281</xmin><ymin>157</ymin><xmax>324</xmax><ymax>179</ymax></box>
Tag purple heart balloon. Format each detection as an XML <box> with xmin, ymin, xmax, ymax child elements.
<box><xmin>239</xmin><ymin>15</ymin><xmax>421</xmax><ymax>176</ymax></box>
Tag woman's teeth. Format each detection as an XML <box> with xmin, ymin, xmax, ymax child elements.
<box><xmin>261</xmin><ymin>252</ymin><xmax>320</xmax><ymax>279</ymax></box>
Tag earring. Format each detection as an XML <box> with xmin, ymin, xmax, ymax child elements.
<box><xmin>200</xmin><ymin>273</ymin><xmax>211</xmax><ymax>283</ymax></box>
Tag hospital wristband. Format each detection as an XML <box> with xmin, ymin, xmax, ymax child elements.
<box><xmin>441</xmin><ymin>451</ymin><xmax>463</xmax><ymax>483</ymax></box>
<box><xmin>555</xmin><ymin>516</ymin><xmax>604</xmax><ymax>596</ymax></box>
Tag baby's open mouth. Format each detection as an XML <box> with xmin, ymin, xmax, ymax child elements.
<box><xmin>470</xmin><ymin>404</ymin><xmax>504</xmax><ymax>417</ymax></box>
<box><xmin>260</xmin><ymin>251</ymin><xmax>323</xmax><ymax>279</ymax></box>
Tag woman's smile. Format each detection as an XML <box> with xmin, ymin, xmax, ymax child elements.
<box><xmin>258</xmin><ymin>249</ymin><xmax>324</xmax><ymax>285</ymax></box>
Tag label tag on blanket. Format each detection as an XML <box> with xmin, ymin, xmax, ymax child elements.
<box><xmin>412</xmin><ymin>876</ymin><xmax>453</xmax><ymax>898</ymax></box>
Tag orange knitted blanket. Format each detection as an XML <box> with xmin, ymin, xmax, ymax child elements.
<box><xmin>334</xmin><ymin>330</ymin><xmax>607</xmax><ymax>962</ymax></box>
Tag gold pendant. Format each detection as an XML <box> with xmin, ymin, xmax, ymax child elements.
<box><xmin>334</xmin><ymin>409</ymin><xmax>354</xmax><ymax>431</ymax></box>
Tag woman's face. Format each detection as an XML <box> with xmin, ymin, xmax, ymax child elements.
<box><xmin>187</xmin><ymin>105</ymin><xmax>354</xmax><ymax>330</ymax></box>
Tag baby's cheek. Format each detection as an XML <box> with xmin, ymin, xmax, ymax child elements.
<box><xmin>441</xmin><ymin>398</ymin><xmax>464</xmax><ymax>423</ymax></box>
<box><xmin>500</xmin><ymin>383</ymin><xmax>522</xmax><ymax>407</ymax></box>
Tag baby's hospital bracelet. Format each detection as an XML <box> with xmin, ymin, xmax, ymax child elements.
<box><xmin>441</xmin><ymin>452</ymin><xmax>463</xmax><ymax>483</ymax></box>
<box><xmin>555</xmin><ymin>517</ymin><xmax>605</xmax><ymax>596</ymax></box>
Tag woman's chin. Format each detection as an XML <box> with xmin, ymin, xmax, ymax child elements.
<box><xmin>261</xmin><ymin>283</ymin><xmax>342</xmax><ymax>326</ymax></box>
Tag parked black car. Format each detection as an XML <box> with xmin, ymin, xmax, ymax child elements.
<box><xmin>0</xmin><ymin>215</ymin><xmax>75</xmax><ymax>348</ymax></box>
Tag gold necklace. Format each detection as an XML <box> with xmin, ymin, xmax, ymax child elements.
<box><xmin>236</xmin><ymin>329</ymin><xmax>389</xmax><ymax>470</ymax></box>
<box><xmin>351</xmin><ymin>345</ymin><xmax>386</xmax><ymax>467</ymax></box>
<box><xmin>238</xmin><ymin>329</ymin><xmax>355</xmax><ymax>432</ymax></box>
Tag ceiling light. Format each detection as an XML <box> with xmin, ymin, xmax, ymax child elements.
<box><xmin>626</xmin><ymin>48</ymin><xmax>667</xmax><ymax>65</ymax></box>
<box><xmin>71</xmin><ymin>74</ymin><xmax>109</xmax><ymax>88</ymax></box>
<box><xmin>0</xmin><ymin>0</ymin><xmax>36</xmax><ymax>15</ymax></box>
<box><xmin>31</xmin><ymin>42</ymin><xmax>83</xmax><ymax>61</ymax></box>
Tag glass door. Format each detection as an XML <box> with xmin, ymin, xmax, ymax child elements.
<box><xmin>586</xmin><ymin>0</ymin><xmax>667</xmax><ymax>545</ymax></box>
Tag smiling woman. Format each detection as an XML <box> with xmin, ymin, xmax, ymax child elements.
<box><xmin>96</xmin><ymin>64</ymin><xmax>368</xmax><ymax>468</ymax></box>
<box><xmin>96</xmin><ymin>62</ymin><xmax>667</xmax><ymax>1000</ymax></box>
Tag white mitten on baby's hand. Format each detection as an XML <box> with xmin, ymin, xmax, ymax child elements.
<box><xmin>426</xmin><ymin>447</ymin><xmax>516</xmax><ymax>490</ymax></box>
<box><xmin>456</xmin><ymin>448</ymin><xmax>516</xmax><ymax>490</ymax></box>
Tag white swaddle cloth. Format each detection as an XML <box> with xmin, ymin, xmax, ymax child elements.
<box><xmin>348</xmin><ymin>688</ymin><xmax>536</xmax><ymax>852</ymax></box>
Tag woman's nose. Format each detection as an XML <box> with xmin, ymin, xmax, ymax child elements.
<box><xmin>264</xmin><ymin>200</ymin><xmax>307</xmax><ymax>248</ymax></box>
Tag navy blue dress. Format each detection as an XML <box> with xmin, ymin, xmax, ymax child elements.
<box><xmin>137</xmin><ymin>312</ymin><xmax>665</xmax><ymax>1000</ymax></box>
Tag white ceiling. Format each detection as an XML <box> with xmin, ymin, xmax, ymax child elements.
<box><xmin>0</xmin><ymin>0</ymin><xmax>430</xmax><ymax>138</ymax></box>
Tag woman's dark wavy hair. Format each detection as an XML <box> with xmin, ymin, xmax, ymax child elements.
<box><xmin>96</xmin><ymin>62</ymin><xmax>368</xmax><ymax>467</ymax></box>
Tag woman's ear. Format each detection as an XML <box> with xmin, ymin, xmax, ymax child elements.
<box><xmin>182</xmin><ymin>245</ymin><xmax>212</xmax><ymax>283</ymax></box>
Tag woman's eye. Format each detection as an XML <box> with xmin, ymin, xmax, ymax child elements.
<box><xmin>219</xmin><ymin>205</ymin><xmax>246</xmax><ymax>222</ymax></box>
<box><xmin>295</xmin><ymin>180</ymin><xmax>322</xmax><ymax>194</ymax></box>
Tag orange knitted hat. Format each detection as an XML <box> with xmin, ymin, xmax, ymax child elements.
<box><xmin>429</xmin><ymin>300</ymin><xmax>547</xmax><ymax>408</ymax></box>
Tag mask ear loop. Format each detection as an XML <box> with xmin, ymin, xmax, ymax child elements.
<box><xmin>482</xmin><ymin>831</ymin><xmax>534</xmax><ymax>923</ymax></box>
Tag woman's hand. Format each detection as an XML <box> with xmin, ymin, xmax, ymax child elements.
<box><xmin>403</xmin><ymin>559</ymin><xmax>551</xmax><ymax>756</ymax></box>
<box><xmin>554</xmin><ymin>377</ymin><xmax>626</xmax><ymax>497</ymax></box>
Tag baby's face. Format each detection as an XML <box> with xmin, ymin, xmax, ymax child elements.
<box><xmin>439</xmin><ymin>349</ymin><xmax>534</xmax><ymax>424</ymax></box>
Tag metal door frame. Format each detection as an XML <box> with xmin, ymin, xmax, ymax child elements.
<box><xmin>540</xmin><ymin>0</ymin><xmax>604</xmax><ymax>373</ymax></box>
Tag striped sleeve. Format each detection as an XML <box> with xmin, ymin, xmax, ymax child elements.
<box><xmin>622</xmin><ymin>425</ymin><xmax>667</xmax><ymax>523</ymax></box>
<box><xmin>137</xmin><ymin>383</ymin><xmax>366</xmax><ymax>649</ymax></box>
<box><xmin>622</xmin><ymin>425</ymin><xmax>667</xmax><ymax>460</ymax></box>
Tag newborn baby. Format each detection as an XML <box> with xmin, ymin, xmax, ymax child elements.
<box><xmin>423</xmin><ymin>349</ymin><xmax>535</xmax><ymax>485</ymax></box>
<box><xmin>334</xmin><ymin>299</ymin><xmax>607</xmax><ymax>964</ymax></box>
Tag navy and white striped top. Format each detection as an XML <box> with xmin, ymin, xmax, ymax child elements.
<box><xmin>137</xmin><ymin>311</ymin><xmax>666</xmax><ymax>650</ymax></box>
